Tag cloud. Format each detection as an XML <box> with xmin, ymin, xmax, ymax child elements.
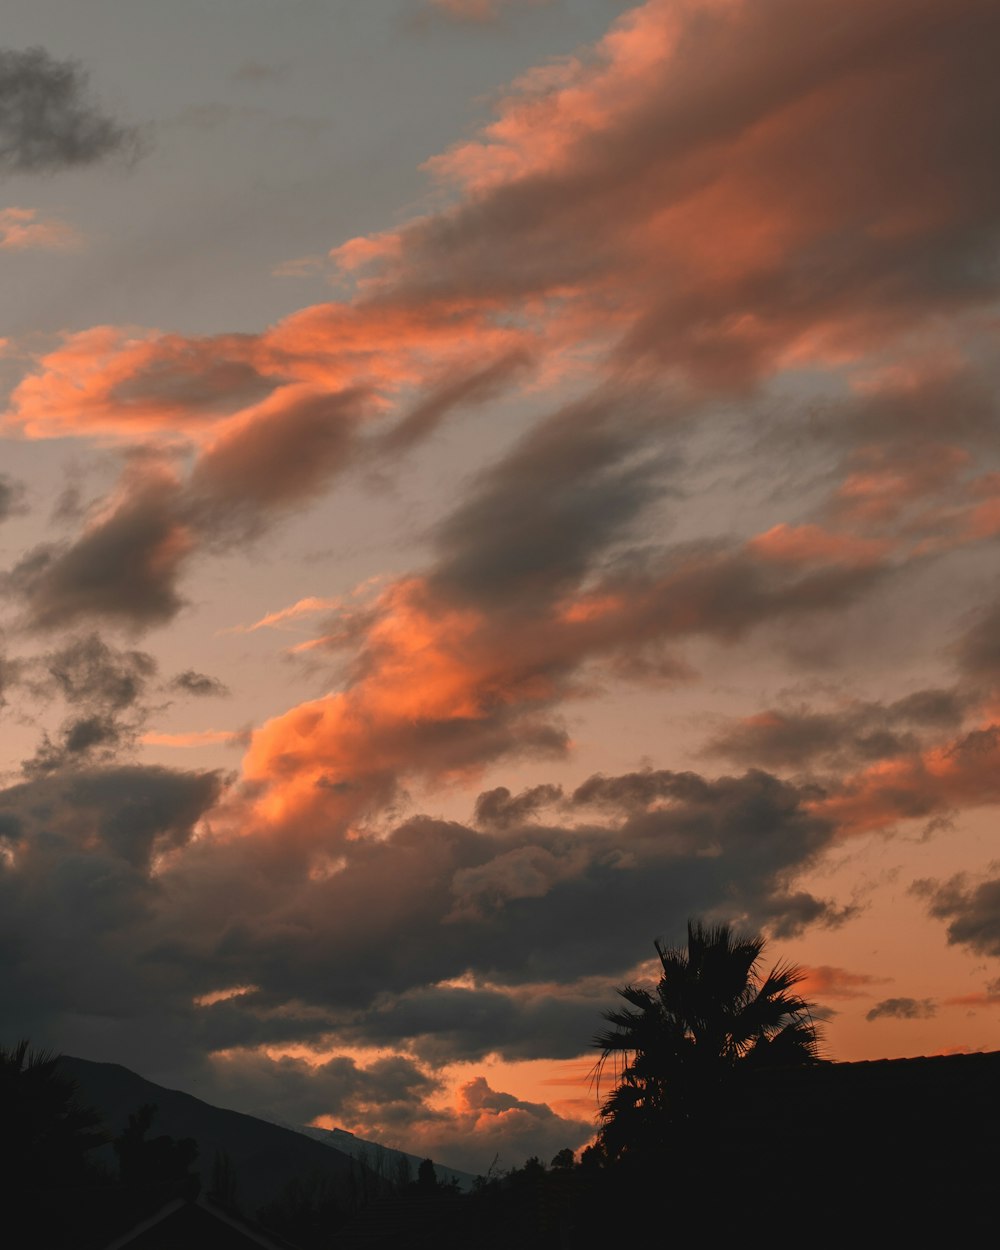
<box><xmin>814</xmin><ymin>722</ymin><xmax>1000</xmax><ymax>834</ymax></box>
<box><xmin>335</xmin><ymin>980</ymin><xmax>608</xmax><ymax>1067</ymax></box>
<box><xmin>203</xmin><ymin>766</ymin><xmax>841</xmax><ymax>1015</ymax></box>
<box><xmin>0</xmin><ymin>474</ymin><xmax>26</xmax><ymax>522</ymax></box>
<box><xmin>914</xmin><ymin>873</ymin><xmax>1000</xmax><ymax>959</ymax></box>
<box><xmin>474</xmin><ymin>784</ymin><xmax>563</xmax><ymax>830</ymax></box>
<box><xmin>380</xmin><ymin>348</ymin><xmax>533</xmax><ymax>455</ymax></box>
<box><xmin>0</xmin><ymin>46</ymin><xmax>139</xmax><ymax>172</ymax></box>
<box><xmin>0</xmin><ymin>207</ymin><xmax>81</xmax><ymax>251</ymax></box>
<box><xmin>4</xmin><ymin>1</ymin><xmax>1000</xmax><ymax>1164</ymax></box>
<box><xmin>424</xmin><ymin>0</ymin><xmax>556</xmax><ymax>25</ymax></box>
<box><xmin>428</xmin><ymin>393</ymin><xmax>668</xmax><ymax>607</ymax></box>
<box><xmin>237</xmin><ymin>446</ymin><xmax>901</xmax><ymax>839</ymax></box>
<box><xmin>865</xmin><ymin>997</ymin><xmax>937</xmax><ymax>1022</ymax></box>
<box><xmin>207</xmin><ymin>1048</ymin><xmax>441</xmax><ymax>1131</ymax></box>
<box><xmin>3</xmin><ymin>311</ymin><xmax>532</xmax><ymax>629</ymax></box>
<box><xmin>227</xmin><ymin>596</ymin><xmax>346</xmax><ymax>635</ymax></box>
<box><xmin>431</xmin><ymin>1076</ymin><xmax>588</xmax><ymax>1173</ymax></box>
<box><xmin>798</xmin><ymin>965</ymin><xmax>889</xmax><ymax>1001</ymax></box>
<box><xmin>9</xmin><ymin>0</ymin><xmax>996</xmax><ymax>643</ymax></box>
<box><xmin>0</xmin><ymin>755</ymin><xmax>840</xmax><ymax>1115</ymax></box>
<box><xmin>0</xmin><ymin>763</ymin><xmax>220</xmax><ymax>870</ymax></box>
<box><xmin>2</xmin><ymin>385</ymin><xmax>370</xmax><ymax>631</ymax></box>
<box><xmin>6</xmin><ymin>328</ymin><xmax>280</xmax><ymax>442</ymax></box>
<box><xmin>45</xmin><ymin>632</ymin><xmax>157</xmax><ymax>710</ymax></box>
<box><xmin>942</xmin><ymin>988</ymin><xmax>1000</xmax><ymax>1009</ymax></box>
<box><xmin>956</xmin><ymin>597</ymin><xmax>1000</xmax><ymax>683</ymax></box>
<box><xmin>5</xmin><ymin>461</ymin><xmax>192</xmax><ymax>631</ymax></box>
<box><xmin>207</xmin><ymin>1050</ymin><xmax>589</xmax><ymax>1175</ymax></box>
<box><xmin>10</xmin><ymin>0</ymin><xmax>996</xmax><ymax>455</ymax></box>
<box><xmin>169</xmin><ymin>670</ymin><xmax>230</xmax><ymax>698</ymax></box>
<box><xmin>706</xmin><ymin>689</ymin><xmax>969</xmax><ymax>772</ymax></box>
<box><xmin>13</xmin><ymin>633</ymin><xmax>158</xmax><ymax>775</ymax></box>
<box><xmin>187</xmin><ymin>387</ymin><xmax>366</xmax><ymax>531</ymax></box>
<box><xmin>5</xmin><ymin>300</ymin><xmax>528</xmax><ymax>445</ymax></box>
<box><xmin>360</xmin><ymin>0</ymin><xmax>1000</xmax><ymax>389</ymax></box>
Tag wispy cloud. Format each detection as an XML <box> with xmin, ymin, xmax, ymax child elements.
<box><xmin>0</xmin><ymin>207</ymin><xmax>82</xmax><ymax>251</ymax></box>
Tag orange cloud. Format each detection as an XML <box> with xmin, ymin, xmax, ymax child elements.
<box><xmin>943</xmin><ymin>992</ymin><xmax>1000</xmax><ymax>1008</ymax></box>
<box><xmin>813</xmin><ymin>724</ymin><xmax>1000</xmax><ymax>835</ymax></box>
<box><xmin>427</xmin><ymin>0</ymin><xmax>554</xmax><ymax>23</ymax></box>
<box><xmin>238</xmin><ymin>578</ymin><xmax>566</xmax><ymax>835</ymax></box>
<box><xmin>0</xmin><ymin>206</ymin><xmax>81</xmax><ymax>251</ymax></box>
<box><xmin>6</xmin><ymin>298</ymin><xmax>533</xmax><ymax>446</ymax></box>
<box><xmin>352</xmin><ymin>0</ymin><xmax>1000</xmax><ymax>389</ymax></box>
<box><xmin>5</xmin><ymin>327</ymin><xmax>279</xmax><ymax>441</ymax></box>
<box><xmin>7</xmin><ymin>0</ymin><xmax>1000</xmax><ymax>466</ymax></box>
<box><xmin>747</xmin><ymin>524</ymin><xmax>891</xmax><ymax>568</ymax></box>
<box><xmin>226</xmin><ymin>596</ymin><xmax>349</xmax><ymax>635</ymax></box>
<box><xmin>798</xmin><ymin>965</ymin><xmax>889</xmax><ymax>1000</ymax></box>
<box><xmin>234</xmin><ymin>512</ymin><xmax>899</xmax><ymax>839</ymax></box>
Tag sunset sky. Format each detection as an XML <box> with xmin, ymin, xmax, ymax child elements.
<box><xmin>2</xmin><ymin>0</ymin><xmax>1000</xmax><ymax>1173</ymax></box>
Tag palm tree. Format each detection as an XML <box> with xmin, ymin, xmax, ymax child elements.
<box><xmin>593</xmin><ymin>920</ymin><xmax>822</xmax><ymax>1157</ymax></box>
<box><xmin>0</xmin><ymin>1039</ymin><xmax>108</xmax><ymax>1189</ymax></box>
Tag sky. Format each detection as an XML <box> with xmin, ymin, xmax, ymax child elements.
<box><xmin>2</xmin><ymin>0</ymin><xmax>1000</xmax><ymax>1174</ymax></box>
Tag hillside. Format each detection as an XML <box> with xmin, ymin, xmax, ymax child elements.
<box><xmin>57</xmin><ymin>1055</ymin><xmax>358</xmax><ymax>1210</ymax></box>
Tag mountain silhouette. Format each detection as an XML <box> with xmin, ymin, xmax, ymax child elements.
<box><xmin>57</xmin><ymin>1055</ymin><xmax>358</xmax><ymax>1209</ymax></box>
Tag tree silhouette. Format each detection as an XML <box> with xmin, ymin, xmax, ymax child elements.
<box><xmin>593</xmin><ymin>920</ymin><xmax>822</xmax><ymax>1157</ymax></box>
<box><xmin>0</xmin><ymin>1039</ymin><xmax>107</xmax><ymax>1190</ymax></box>
<box><xmin>114</xmin><ymin>1102</ymin><xmax>199</xmax><ymax>1198</ymax></box>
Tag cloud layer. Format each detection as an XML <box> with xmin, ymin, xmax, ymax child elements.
<box><xmin>2</xmin><ymin>1</ymin><xmax>999</xmax><ymax>1167</ymax></box>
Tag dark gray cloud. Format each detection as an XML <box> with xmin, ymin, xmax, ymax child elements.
<box><xmin>16</xmin><ymin>634</ymin><xmax>157</xmax><ymax>775</ymax></box>
<box><xmin>430</xmin><ymin>394</ymin><xmax>670</xmax><ymax>607</ymax></box>
<box><xmin>381</xmin><ymin>349</ymin><xmax>532</xmax><ymax>454</ymax></box>
<box><xmin>45</xmin><ymin>633</ymin><xmax>157</xmax><ymax>710</ymax></box>
<box><xmin>474</xmin><ymin>784</ymin><xmax>563</xmax><ymax>830</ymax></box>
<box><xmin>206</xmin><ymin>1048</ymin><xmax>440</xmax><ymax>1129</ymax></box>
<box><xmin>0</xmin><ymin>474</ymin><xmax>26</xmax><ymax>522</ymax></box>
<box><xmin>0</xmin><ymin>764</ymin><xmax>221</xmax><ymax>1075</ymax></box>
<box><xmin>706</xmin><ymin>689</ymin><xmax>968</xmax><ymax>772</ymax></box>
<box><xmin>956</xmin><ymin>597</ymin><xmax>1000</xmax><ymax>683</ymax></box>
<box><xmin>0</xmin><ymin>764</ymin><xmax>221</xmax><ymax>868</ymax></box>
<box><xmin>811</xmin><ymin>362</ymin><xmax>1000</xmax><ymax>453</ymax></box>
<box><xmin>0</xmin><ymin>759</ymin><xmax>840</xmax><ymax>1064</ymax></box>
<box><xmin>865</xmin><ymin>997</ymin><xmax>937</xmax><ymax>1022</ymax></box>
<box><xmin>0</xmin><ymin>654</ymin><xmax>25</xmax><ymax>708</ymax></box>
<box><xmin>593</xmin><ymin>541</ymin><xmax>892</xmax><ymax>649</ymax></box>
<box><xmin>0</xmin><ymin>46</ymin><xmax>139</xmax><ymax>173</ymax></box>
<box><xmin>24</xmin><ymin>714</ymin><xmax>130</xmax><ymax>778</ymax></box>
<box><xmin>209</xmin><ymin>768</ymin><xmax>837</xmax><ymax>1012</ymax></box>
<box><xmin>189</xmin><ymin>389</ymin><xmax>365</xmax><ymax>534</ymax></box>
<box><xmin>169</xmin><ymin>669</ymin><xmax>230</xmax><ymax>698</ymax></box>
<box><xmin>6</xmin><ymin>468</ymin><xmax>189</xmax><ymax>631</ymax></box>
<box><xmin>337</xmin><ymin>981</ymin><xmax>608</xmax><ymax>1066</ymax></box>
<box><xmin>913</xmin><ymin>874</ymin><xmax>1000</xmax><ymax>959</ymax></box>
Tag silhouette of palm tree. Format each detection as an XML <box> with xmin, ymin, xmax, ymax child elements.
<box><xmin>593</xmin><ymin>920</ymin><xmax>822</xmax><ymax>1156</ymax></box>
<box><xmin>0</xmin><ymin>1039</ymin><xmax>107</xmax><ymax>1188</ymax></box>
